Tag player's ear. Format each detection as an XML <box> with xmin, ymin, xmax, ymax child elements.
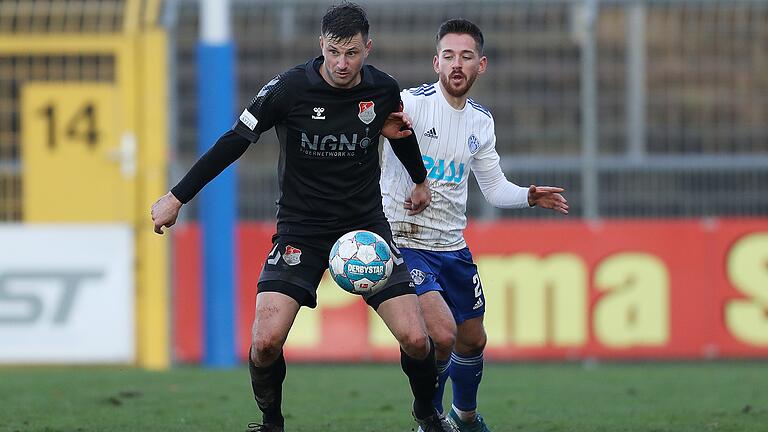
<box><xmin>319</xmin><ymin>35</ymin><xmax>324</xmax><ymax>52</ymax></box>
<box><xmin>478</xmin><ymin>55</ymin><xmax>488</xmax><ymax>74</ymax></box>
<box><xmin>433</xmin><ymin>55</ymin><xmax>440</xmax><ymax>74</ymax></box>
<box><xmin>364</xmin><ymin>38</ymin><xmax>372</xmax><ymax>57</ymax></box>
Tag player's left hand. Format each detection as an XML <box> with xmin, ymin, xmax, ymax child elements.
<box><xmin>404</xmin><ymin>181</ymin><xmax>431</xmax><ymax>215</ymax></box>
<box><xmin>528</xmin><ymin>185</ymin><xmax>569</xmax><ymax>215</ymax></box>
<box><xmin>381</xmin><ymin>112</ymin><xmax>413</xmax><ymax>140</ymax></box>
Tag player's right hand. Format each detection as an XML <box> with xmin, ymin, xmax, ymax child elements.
<box><xmin>404</xmin><ymin>181</ymin><xmax>431</xmax><ymax>215</ymax></box>
<box><xmin>151</xmin><ymin>192</ymin><xmax>183</xmax><ymax>234</ymax></box>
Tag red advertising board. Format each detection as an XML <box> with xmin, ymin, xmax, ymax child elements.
<box><xmin>172</xmin><ymin>219</ymin><xmax>768</xmax><ymax>362</ymax></box>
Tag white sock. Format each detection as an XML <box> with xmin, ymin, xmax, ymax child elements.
<box><xmin>452</xmin><ymin>405</ymin><xmax>476</xmax><ymax>423</ymax></box>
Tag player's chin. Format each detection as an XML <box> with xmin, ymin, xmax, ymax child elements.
<box><xmin>446</xmin><ymin>83</ymin><xmax>469</xmax><ymax>97</ymax></box>
<box><xmin>453</xmin><ymin>83</ymin><xmax>468</xmax><ymax>94</ymax></box>
<box><xmin>334</xmin><ymin>73</ymin><xmax>354</xmax><ymax>85</ymax></box>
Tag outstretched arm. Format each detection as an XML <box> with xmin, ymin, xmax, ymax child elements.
<box><xmin>472</xmin><ymin>148</ymin><xmax>568</xmax><ymax>214</ymax></box>
<box><xmin>151</xmin><ymin>130</ymin><xmax>250</xmax><ymax>234</ymax></box>
<box><xmin>152</xmin><ymin>73</ymin><xmax>290</xmax><ymax>234</ymax></box>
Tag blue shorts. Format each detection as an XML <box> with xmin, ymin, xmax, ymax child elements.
<box><xmin>401</xmin><ymin>247</ymin><xmax>485</xmax><ymax>324</ymax></box>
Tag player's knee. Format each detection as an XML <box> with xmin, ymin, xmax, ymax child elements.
<box><xmin>470</xmin><ymin>334</ymin><xmax>487</xmax><ymax>353</ymax></box>
<box><xmin>398</xmin><ymin>330</ymin><xmax>430</xmax><ymax>359</ymax></box>
<box><xmin>457</xmin><ymin>332</ymin><xmax>487</xmax><ymax>356</ymax></box>
<box><xmin>251</xmin><ymin>335</ymin><xmax>283</xmax><ymax>365</ymax></box>
<box><xmin>431</xmin><ymin>326</ymin><xmax>457</xmax><ymax>358</ymax></box>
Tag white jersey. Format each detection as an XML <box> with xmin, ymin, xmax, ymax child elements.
<box><xmin>381</xmin><ymin>82</ymin><xmax>530</xmax><ymax>251</ymax></box>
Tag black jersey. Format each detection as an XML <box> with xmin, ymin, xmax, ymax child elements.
<box><xmin>233</xmin><ymin>56</ymin><xmax>402</xmax><ymax>235</ymax></box>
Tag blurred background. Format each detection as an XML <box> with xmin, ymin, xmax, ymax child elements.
<box><xmin>1</xmin><ymin>0</ymin><xmax>767</xmax><ymax>370</ymax></box>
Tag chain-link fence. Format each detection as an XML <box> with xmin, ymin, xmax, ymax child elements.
<box><xmin>167</xmin><ymin>0</ymin><xmax>768</xmax><ymax>220</ymax></box>
<box><xmin>0</xmin><ymin>0</ymin><xmax>128</xmax><ymax>221</ymax></box>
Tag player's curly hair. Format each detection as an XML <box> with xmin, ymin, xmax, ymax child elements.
<box><xmin>321</xmin><ymin>2</ymin><xmax>369</xmax><ymax>42</ymax></box>
<box><xmin>436</xmin><ymin>18</ymin><xmax>484</xmax><ymax>54</ymax></box>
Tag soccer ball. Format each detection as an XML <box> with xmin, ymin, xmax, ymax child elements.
<box><xmin>328</xmin><ymin>230</ymin><xmax>394</xmax><ymax>295</ymax></box>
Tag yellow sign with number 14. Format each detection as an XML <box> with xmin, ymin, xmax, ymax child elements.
<box><xmin>22</xmin><ymin>83</ymin><xmax>135</xmax><ymax>222</ymax></box>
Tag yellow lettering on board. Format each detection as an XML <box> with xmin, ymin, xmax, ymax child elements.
<box><xmin>479</xmin><ymin>254</ymin><xmax>587</xmax><ymax>348</ymax></box>
<box><xmin>593</xmin><ymin>253</ymin><xmax>669</xmax><ymax>348</ymax></box>
<box><xmin>725</xmin><ymin>232</ymin><xmax>768</xmax><ymax>346</ymax></box>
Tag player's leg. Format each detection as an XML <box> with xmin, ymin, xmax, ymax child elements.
<box><xmin>360</xmin><ymin>223</ymin><xmax>454</xmax><ymax>431</ymax></box>
<box><xmin>400</xmin><ymin>247</ymin><xmax>458</xmax><ymax>413</ymax></box>
<box><xmin>419</xmin><ymin>290</ymin><xmax>457</xmax><ymax>413</ymax></box>
<box><xmin>439</xmin><ymin>248</ymin><xmax>491</xmax><ymax>431</ymax></box>
<box><xmin>449</xmin><ymin>315</ymin><xmax>488</xmax><ymax>429</ymax></box>
<box><xmin>374</xmin><ymin>290</ymin><xmax>456</xmax><ymax>432</ymax></box>
<box><xmin>247</xmin><ymin>237</ymin><xmax>328</xmax><ymax>430</ymax></box>
<box><xmin>248</xmin><ymin>289</ymin><xmax>301</xmax><ymax>429</ymax></box>
<box><xmin>373</xmin><ymin>289</ymin><xmax>434</xmax><ymax>415</ymax></box>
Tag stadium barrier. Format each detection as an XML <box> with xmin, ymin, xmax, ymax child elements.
<box><xmin>173</xmin><ymin>218</ymin><xmax>768</xmax><ymax>362</ymax></box>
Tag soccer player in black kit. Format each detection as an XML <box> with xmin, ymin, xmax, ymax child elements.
<box><xmin>151</xmin><ymin>3</ymin><xmax>457</xmax><ymax>432</ymax></box>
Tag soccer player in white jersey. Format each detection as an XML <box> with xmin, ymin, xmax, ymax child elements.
<box><xmin>381</xmin><ymin>19</ymin><xmax>569</xmax><ymax>432</ymax></box>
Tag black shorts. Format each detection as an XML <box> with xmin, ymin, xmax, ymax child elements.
<box><xmin>257</xmin><ymin>219</ymin><xmax>414</xmax><ymax>309</ymax></box>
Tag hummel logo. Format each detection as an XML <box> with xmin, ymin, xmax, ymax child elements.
<box><xmin>312</xmin><ymin>107</ymin><xmax>326</xmax><ymax>120</ymax></box>
<box><xmin>472</xmin><ymin>297</ymin><xmax>484</xmax><ymax>310</ymax></box>
<box><xmin>266</xmin><ymin>244</ymin><xmax>281</xmax><ymax>265</ymax></box>
<box><xmin>390</xmin><ymin>241</ymin><xmax>404</xmax><ymax>265</ymax></box>
<box><xmin>423</xmin><ymin>127</ymin><xmax>438</xmax><ymax>139</ymax></box>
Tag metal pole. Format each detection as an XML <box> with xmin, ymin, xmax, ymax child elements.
<box><xmin>626</xmin><ymin>2</ymin><xmax>646</xmax><ymax>163</ymax></box>
<box><xmin>198</xmin><ymin>0</ymin><xmax>237</xmax><ymax>367</ymax></box>
<box><xmin>580</xmin><ymin>0</ymin><xmax>599</xmax><ymax>219</ymax></box>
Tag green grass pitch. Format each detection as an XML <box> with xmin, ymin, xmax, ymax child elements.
<box><xmin>1</xmin><ymin>362</ymin><xmax>766</xmax><ymax>431</ymax></box>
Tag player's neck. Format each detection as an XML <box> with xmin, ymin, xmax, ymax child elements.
<box><xmin>438</xmin><ymin>81</ymin><xmax>469</xmax><ymax>110</ymax></box>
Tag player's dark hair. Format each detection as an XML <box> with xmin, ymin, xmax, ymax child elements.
<box><xmin>321</xmin><ymin>2</ymin><xmax>369</xmax><ymax>43</ymax></box>
<box><xmin>436</xmin><ymin>18</ymin><xmax>484</xmax><ymax>54</ymax></box>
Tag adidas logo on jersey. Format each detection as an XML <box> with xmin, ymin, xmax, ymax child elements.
<box><xmin>423</xmin><ymin>127</ymin><xmax>438</xmax><ymax>139</ymax></box>
<box><xmin>472</xmin><ymin>297</ymin><xmax>484</xmax><ymax>310</ymax></box>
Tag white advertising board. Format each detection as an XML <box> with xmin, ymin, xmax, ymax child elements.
<box><xmin>0</xmin><ymin>225</ymin><xmax>134</xmax><ymax>363</ymax></box>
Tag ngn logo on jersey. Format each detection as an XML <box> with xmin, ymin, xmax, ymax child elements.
<box><xmin>301</xmin><ymin>132</ymin><xmax>358</xmax><ymax>151</ymax></box>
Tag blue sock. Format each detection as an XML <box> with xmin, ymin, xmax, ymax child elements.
<box><xmin>433</xmin><ymin>358</ymin><xmax>451</xmax><ymax>413</ymax></box>
<box><xmin>450</xmin><ymin>352</ymin><xmax>483</xmax><ymax>412</ymax></box>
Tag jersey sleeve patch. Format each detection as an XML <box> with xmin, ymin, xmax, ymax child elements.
<box><xmin>239</xmin><ymin>109</ymin><xmax>258</xmax><ymax>130</ymax></box>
